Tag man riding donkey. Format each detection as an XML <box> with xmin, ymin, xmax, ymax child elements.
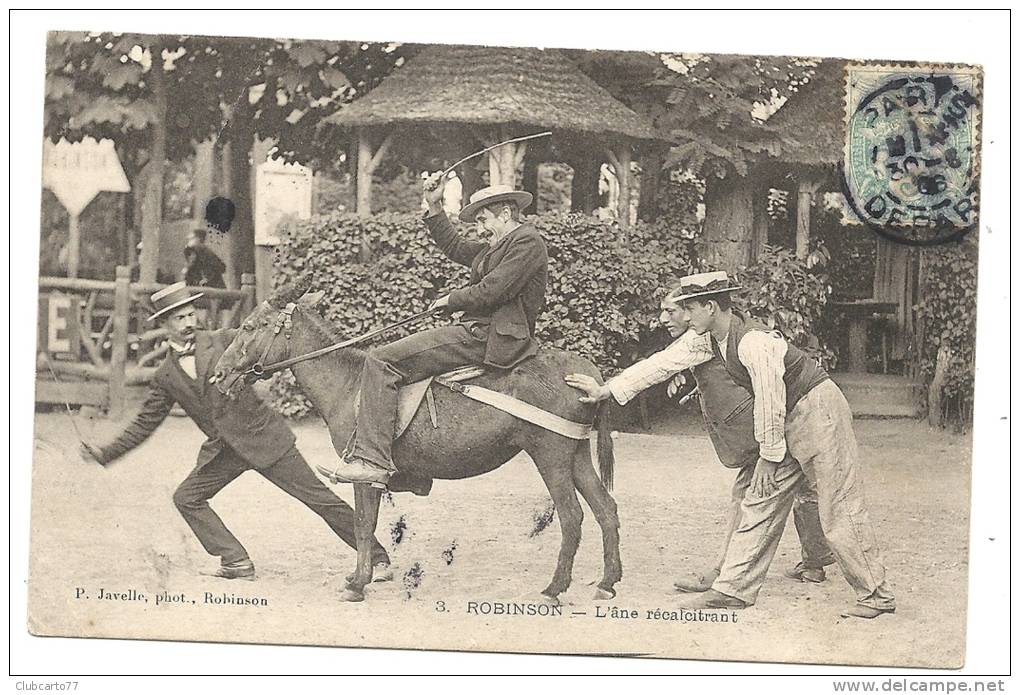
<box><xmin>328</xmin><ymin>173</ymin><xmax>548</xmax><ymax>486</ymax></box>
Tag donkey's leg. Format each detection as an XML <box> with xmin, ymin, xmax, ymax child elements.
<box><xmin>530</xmin><ymin>439</ymin><xmax>585</xmax><ymax>601</ymax></box>
<box><xmin>571</xmin><ymin>442</ymin><xmax>622</xmax><ymax>600</ymax></box>
<box><xmin>341</xmin><ymin>483</ymin><xmax>383</xmax><ymax>602</ymax></box>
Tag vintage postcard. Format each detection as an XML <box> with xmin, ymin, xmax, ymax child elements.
<box><xmin>19</xmin><ymin>13</ymin><xmax>1003</xmax><ymax>674</ymax></box>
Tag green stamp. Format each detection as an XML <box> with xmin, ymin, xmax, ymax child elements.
<box><xmin>842</xmin><ymin>63</ymin><xmax>982</xmax><ymax>246</ymax></box>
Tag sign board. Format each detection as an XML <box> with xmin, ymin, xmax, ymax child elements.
<box><xmin>254</xmin><ymin>157</ymin><xmax>313</xmax><ymax>246</ymax></box>
<box><xmin>42</xmin><ymin>137</ymin><xmax>131</xmax><ymax>216</ymax></box>
<box><xmin>37</xmin><ymin>293</ymin><xmax>81</xmax><ymax>359</ymax></box>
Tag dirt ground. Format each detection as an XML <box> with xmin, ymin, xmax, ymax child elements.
<box><xmin>27</xmin><ymin>410</ymin><xmax>971</xmax><ymax>668</ymax></box>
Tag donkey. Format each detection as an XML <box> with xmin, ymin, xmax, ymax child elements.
<box><xmin>212</xmin><ymin>285</ymin><xmax>622</xmax><ymax>603</ymax></box>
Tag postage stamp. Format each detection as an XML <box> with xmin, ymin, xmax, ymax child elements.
<box><xmin>842</xmin><ymin>62</ymin><xmax>982</xmax><ymax>246</ymax></box>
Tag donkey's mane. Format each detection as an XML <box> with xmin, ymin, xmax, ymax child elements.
<box><xmin>293</xmin><ymin>303</ymin><xmax>367</xmax><ymax>373</ymax></box>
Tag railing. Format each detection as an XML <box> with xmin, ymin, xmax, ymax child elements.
<box><xmin>37</xmin><ymin>266</ymin><xmax>256</xmax><ymax>418</ymax></box>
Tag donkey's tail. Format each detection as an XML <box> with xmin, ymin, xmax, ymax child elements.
<box><xmin>595</xmin><ymin>399</ymin><xmax>615</xmax><ymax>491</ymax></box>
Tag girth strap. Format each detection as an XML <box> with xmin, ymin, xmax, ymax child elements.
<box><xmin>434</xmin><ymin>378</ymin><xmax>592</xmax><ymax>440</ymax></box>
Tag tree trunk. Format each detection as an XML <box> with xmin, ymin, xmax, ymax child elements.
<box><xmin>192</xmin><ymin>139</ymin><xmax>215</xmax><ymax>226</ymax></box>
<box><xmin>139</xmin><ymin>39</ymin><xmax>166</xmax><ymax>283</ymax></box>
<box><xmin>227</xmin><ymin>111</ymin><xmax>256</xmax><ymax>286</ymax></box>
<box><xmin>699</xmin><ymin>174</ymin><xmax>755</xmax><ymax>271</ymax></box>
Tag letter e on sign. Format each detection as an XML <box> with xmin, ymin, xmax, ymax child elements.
<box><xmin>41</xmin><ymin>294</ymin><xmax>80</xmax><ymax>356</ymax></box>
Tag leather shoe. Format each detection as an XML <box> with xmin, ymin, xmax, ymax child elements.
<box><xmin>318</xmin><ymin>458</ymin><xmax>391</xmax><ymax>486</ymax></box>
<box><xmin>840</xmin><ymin>604</ymin><xmax>895</xmax><ymax>619</ymax></box>
<box><xmin>784</xmin><ymin>562</ymin><xmax>827</xmax><ymax>583</ymax></box>
<box><xmin>202</xmin><ymin>559</ymin><xmax>256</xmax><ymax>581</ymax></box>
<box><xmin>676</xmin><ymin>588</ymin><xmax>747</xmax><ymax>610</ymax></box>
<box><xmin>673</xmin><ymin>568</ymin><xmax>719</xmax><ymax>593</ymax></box>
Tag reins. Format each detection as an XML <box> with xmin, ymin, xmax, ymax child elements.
<box><xmin>243</xmin><ymin>304</ymin><xmax>440</xmax><ymax>379</ymax></box>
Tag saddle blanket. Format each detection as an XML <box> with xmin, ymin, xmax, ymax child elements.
<box><xmin>392</xmin><ymin>365</ymin><xmax>592</xmax><ymax>440</ymax></box>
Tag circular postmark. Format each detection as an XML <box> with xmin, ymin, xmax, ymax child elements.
<box><xmin>842</xmin><ymin>65</ymin><xmax>981</xmax><ymax>246</ymax></box>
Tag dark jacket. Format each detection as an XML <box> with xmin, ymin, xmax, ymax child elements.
<box><xmin>97</xmin><ymin>329</ymin><xmax>295</xmax><ymax>469</ymax></box>
<box><xmin>184</xmin><ymin>245</ymin><xmax>226</xmax><ymax>289</ymax></box>
<box><xmin>425</xmin><ymin>211</ymin><xmax>548</xmax><ymax>369</ymax></box>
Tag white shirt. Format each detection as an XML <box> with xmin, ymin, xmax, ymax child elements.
<box><xmin>607</xmin><ymin>326</ymin><xmax>790</xmax><ymax>463</ymax></box>
<box><xmin>168</xmin><ymin>340</ymin><xmax>197</xmax><ymax>380</ymax></box>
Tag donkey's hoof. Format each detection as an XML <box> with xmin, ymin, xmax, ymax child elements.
<box><xmin>593</xmin><ymin>587</ymin><xmax>617</xmax><ymax>601</ymax></box>
<box><xmin>339</xmin><ymin>587</ymin><xmax>365</xmax><ymax>602</ymax></box>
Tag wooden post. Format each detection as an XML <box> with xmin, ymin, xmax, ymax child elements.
<box><xmin>521</xmin><ymin>153</ymin><xmax>539</xmax><ymax>214</ymax></box>
<box><xmin>751</xmin><ymin>182</ymin><xmax>770</xmax><ymax>264</ymax></box>
<box><xmin>239</xmin><ymin>273</ymin><xmax>257</xmax><ymax>326</ymax></box>
<box><xmin>355</xmin><ymin>128</ymin><xmax>394</xmax><ymax>217</ymax></box>
<box><xmin>605</xmin><ymin>144</ymin><xmax>632</xmax><ymax>235</ymax></box>
<box><xmin>108</xmin><ymin>265</ymin><xmax>131</xmax><ymax>419</ymax></box>
<box><xmin>927</xmin><ymin>345</ymin><xmax>951</xmax><ymax>428</ymax></box>
<box><xmin>795</xmin><ymin>180</ymin><xmax>814</xmax><ymax>261</ymax></box>
<box><xmin>67</xmin><ymin>213</ymin><xmax>80</xmax><ymax>278</ymax></box>
<box><xmin>569</xmin><ymin>152</ymin><xmax>599</xmax><ymax>214</ymax></box>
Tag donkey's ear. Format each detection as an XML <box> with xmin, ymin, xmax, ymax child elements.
<box><xmin>298</xmin><ymin>289</ymin><xmax>325</xmax><ymax>307</ymax></box>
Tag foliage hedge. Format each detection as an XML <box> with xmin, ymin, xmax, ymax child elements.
<box><xmin>265</xmin><ymin>210</ymin><xmax>695</xmax><ymax>417</ymax></box>
<box><xmin>914</xmin><ymin>237</ymin><xmax>978</xmax><ymax>423</ymax></box>
<box><xmin>733</xmin><ymin>245</ymin><xmax>837</xmax><ymax>370</ymax></box>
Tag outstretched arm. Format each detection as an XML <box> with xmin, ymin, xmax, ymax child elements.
<box><xmin>89</xmin><ymin>383</ymin><xmax>176</xmax><ymax>464</ymax></box>
<box><xmin>565</xmin><ymin>330</ymin><xmax>713</xmax><ymax>405</ymax></box>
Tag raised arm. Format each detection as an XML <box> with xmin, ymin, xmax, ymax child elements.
<box><xmin>424</xmin><ymin>211</ymin><xmax>488</xmax><ymax>268</ymax></box>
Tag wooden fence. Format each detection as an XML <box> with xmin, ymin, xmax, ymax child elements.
<box><xmin>37</xmin><ymin>266</ymin><xmax>256</xmax><ymax>418</ymax></box>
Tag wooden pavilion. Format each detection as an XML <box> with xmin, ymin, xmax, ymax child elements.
<box><xmin>324</xmin><ymin>44</ymin><xmax>663</xmax><ymax>228</ymax></box>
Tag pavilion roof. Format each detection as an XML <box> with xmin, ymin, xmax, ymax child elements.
<box><xmin>326</xmin><ymin>44</ymin><xmax>662</xmax><ymax>141</ymax></box>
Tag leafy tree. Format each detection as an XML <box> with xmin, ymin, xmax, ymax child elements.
<box><xmin>45</xmin><ymin>32</ymin><xmax>412</xmax><ymax>283</ymax></box>
<box><xmin>651</xmin><ymin>54</ymin><xmax>819</xmax><ymax>270</ymax></box>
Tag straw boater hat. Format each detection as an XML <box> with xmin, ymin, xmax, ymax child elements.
<box><xmin>665</xmin><ymin>271</ymin><xmax>742</xmax><ymax>304</ymax></box>
<box><xmin>458</xmin><ymin>185</ymin><xmax>533</xmax><ymax>223</ymax></box>
<box><xmin>148</xmin><ymin>282</ymin><xmax>204</xmax><ymax>322</ymax></box>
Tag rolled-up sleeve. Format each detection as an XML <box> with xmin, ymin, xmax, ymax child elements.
<box><xmin>607</xmin><ymin>330</ymin><xmax>713</xmax><ymax>405</ymax></box>
<box><xmin>737</xmin><ymin>331</ymin><xmax>788</xmax><ymax>462</ymax></box>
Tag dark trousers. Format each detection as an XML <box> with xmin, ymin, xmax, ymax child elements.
<box><xmin>172</xmin><ymin>445</ymin><xmax>389</xmax><ymax>566</ymax></box>
<box><xmin>351</xmin><ymin>324</ymin><xmax>489</xmax><ymax>470</ymax></box>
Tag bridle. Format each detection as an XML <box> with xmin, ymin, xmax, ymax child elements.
<box><xmin>243</xmin><ymin>301</ymin><xmax>297</xmax><ymax>380</ymax></box>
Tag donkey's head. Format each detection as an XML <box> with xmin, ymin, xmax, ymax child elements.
<box><xmin>213</xmin><ymin>283</ymin><xmax>324</xmax><ymax>399</ymax></box>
